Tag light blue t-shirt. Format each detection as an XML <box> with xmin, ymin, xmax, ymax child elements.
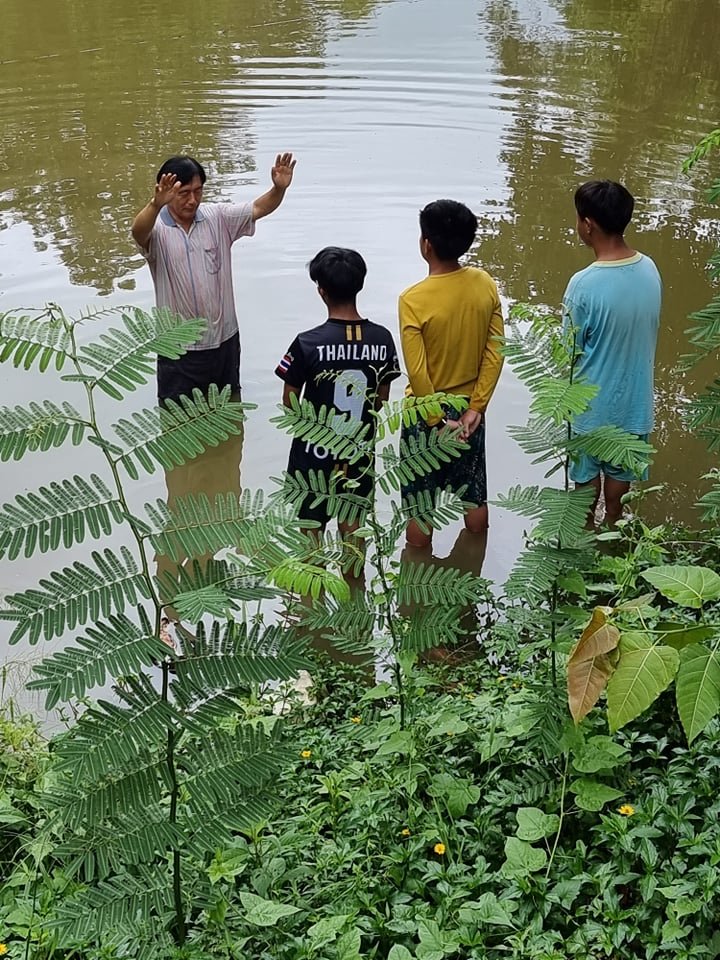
<box><xmin>562</xmin><ymin>252</ymin><xmax>662</xmax><ymax>435</ymax></box>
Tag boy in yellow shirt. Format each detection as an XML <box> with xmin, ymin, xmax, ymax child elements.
<box><xmin>399</xmin><ymin>199</ymin><xmax>504</xmax><ymax>547</ymax></box>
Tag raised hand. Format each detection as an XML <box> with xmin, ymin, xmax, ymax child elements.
<box><xmin>271</xmin><ymin>152</ymin><xmax>296</xmax><ymax>191</ymax></box>
<box><xmin>153</xmin><ymin>172</ymin><xmax>182</xmax><ymax>208</ymax></box>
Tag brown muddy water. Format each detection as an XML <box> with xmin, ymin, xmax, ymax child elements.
<box><xmin>1</xmin><ymin>0</ymin><xmax>719</xmax><ymax>703</ymax></box>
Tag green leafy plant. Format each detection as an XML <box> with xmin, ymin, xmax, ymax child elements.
<box><xmin>0</xmin><ymin>304</ymin><xmax>323</xmax><ymax>956</ymax></box>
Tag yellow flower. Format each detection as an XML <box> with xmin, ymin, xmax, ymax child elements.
<box><xmin>433</xmin><ymin>842</ymin><xmax>446</xmax><ymax>855</ymax></box>
<box><xmin>401</xmin><ymin>828</ymin><xmax>411</xmax><ymax>836</ymax></box>
<box><xmin>0</xmin><ymin>944</ymin><xmax>8</xmax><ymax>956</ymax></box>
<box><xmin>618</xmin><ymin>804</ymin><xmax>635</xmax><ymax>817</ymax></box>
<box><xmin>350</xmin><ymin>716</ymin><xmax>362</xmax><ymax>724</ymax></box>
<box><xmin>300</xmin><ymin>750</ymin><xmax>312</xmax><ymax>759</ymax></box>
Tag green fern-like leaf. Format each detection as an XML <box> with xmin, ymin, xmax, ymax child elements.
<box><xmin>396</xmin><ymin>488</ymin><xmax>468</xmax><ymax>533</ymax></box>
<box><xmin>0</xmin><ymin>546</ymin><xmax>151</xmax><ymax>644</ymax></box>
<box><xmin>295</xmin><ymin>596</ymin><xmax>376</xmax><ymax>656</ymax></box>
<box><xmin>78</xmin><ymin>307</ymin><xmax>207</xmax><ymax>399</ymax></box>
<box><xmin>676</xmin><ymin>295</ymin><xmax>720</xmax><ymax>372</ymax></box>
<box><xmin>0</xmin><ymin>473</ymin><xmax>123</xmax><ymax>561</ymax></box>
<box><xmin>532</xmin><ymin>377</ymin><xmax>598</xmax><ymax>425</ymax></box>
<box><xmin>505</xmin><ymin>543</ymin><xmax>594</xmax><ymax>604</ymax></box>
<box><xmin>147</xmin><ymin>490</ymin><xmax>306</xmax><ymax>568</ymax></box>
<box><xmin>0</xmin><ymin>310</ymin><xmax>73</xmax><ymax>371</ymax></box>
<box><xmin>532</xmin><ymin>488</ymin><xmax>595</xmax><ymax>547</ymax></box>
<box><xmin>0</xmin><ymin>399</ymin><xmax>87</xmax><ymax>461</ymax></box>
<box><xmin>171</xmin><ymin>620</ymin><xmax>309</xmax><ymax>697</ymax></box>
<box><xmin>112</xmin><ymin>385</ymin><xmax>247</xmax><ymax>478</ymax></box>
<box><xmin>270</xmin><ymin>393</ymin><xmax>371</xmax><ymax>463</ymax></box>
<box><xmin>55</xmin><ymin>804</ymin><xmax>182</xmax><ymax>882</ymax></box>
<box><xmin>377</xmin><ymin>393</ymin><xmax>467</xmax><ymax>436</ymax></box>
<box><xmin>683</xmin><ymin>379</ymin><xmax>720</xmax><ymax>450</ymax></box>
<box><xmin>156</xmin><ymin>557</ymin><xmax>276</xmax><ymax>620</ymax></box>
<box><xmin>179</xmin><ymin>724</ymin><xmax>285</xmax><ymax>807</ymax></box>
<box><xmin>396</xmin><ymin>561</ymin><xmax>486</xmax><ymax>607</ymax></box>
<box><xmin>27</xmin><ymin>608</ymin><xmax>169</xmax><ymax>709</ymax></box>
<box><xmin>697</xmin><ymin>471</ymin><xmax>720</xmax><ymax>521</ymax></box>
<box><xmin>278</xmin><ymin>468</ymin><xmax>370</xmax><ymax>526</ymax></box>
<box><xmin>271</xmin><ymin>557</ymin><xmax>350</xmax><ymax>602</ymax></box>
<box><xmin>55</xmin><ymin>675</ymin><xmax>181</xmax><ymax>783</ymax></box>
<box><xmin>377</xmin><ymin>428</ymin><xmax>465</xmax><ymax>494</ymax></box>
<box><xmin>502</xmin><ymin>318</ymin><xmax>570</xmax><ymax>390</ymax></box>
<box><xmin>507</xmin><ymin>417</ymin><xmax>567</xmax><ymax>466</ymax></box>
<box><xmin>567</xmin><ymin>426</ymin><xmax>655</xmax><ymax>474</ymax></box>
<box><xmin>50</xmin><ymin>864</ymin><xmax>174</xmax><ymax>945</ymax></box>
<box><xmin>397</xmin><ymin>603</ymin><xmax>472</xmax><ymax>654</ymax></box>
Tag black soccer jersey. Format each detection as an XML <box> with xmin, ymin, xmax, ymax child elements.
<box><xmin>275</xmin><ymin>317</ymin><xmax>401</xmax><ymax>479</ymax></box>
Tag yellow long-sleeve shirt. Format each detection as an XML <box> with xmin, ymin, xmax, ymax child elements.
<box><xmin>399</xmin><ymin>266</ymin><xmax>504</xmax><ymax>418</ymax></box>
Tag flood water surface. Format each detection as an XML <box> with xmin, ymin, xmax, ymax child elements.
<box><xmin>2</xmin><ymin>0</ymin><xmax>719</xmax><ymax>691</ymax></box>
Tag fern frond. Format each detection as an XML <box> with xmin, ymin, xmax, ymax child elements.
<box><xmin>377</xmin><ymin>428</ymin><xmax>465</xmax><ymax>494</ymax></box>
<box><xmin>507</xmin><ymin>417</ymin><xmax>567</xmax><ymax>465</ymax></box>
<box><xmin>51</xmin><ymin>864</ymin><xmax>174</xmax><ymax>943</ymax></box>
<box><xmin>532</xmin><ymin>377</ymin><xmax>598</xmax><ymax>425</ymax></box>
<box><xmin>398</xmin><ymin>604</ymin><xmax>471</xmax><ymax>653</ymax></box>
<box><xmin>502</xmin><ymin>317</ymin><xmax>570</xmax><ymax>389</ymax></box>
<box><xmin>179</xmin><ymin>725</ymin><xmax>284</xmax><ymax>807</ymax></box>
<box><xmin>112</xmin><ymin>386</ymin><xmax>247</xmax><ymax>479</ymax></box>
<box><xmin>396</xmin><ymin>562</ymin><xmax>487</xmax><ymax>606</ymax></box>
<box><xmin>156</xmin><ymin>557</ymin><xmax>276</xmax><ymax>620</ymax></box>
<box><xmin>395</xmin><ymin>488</ymin><xmax>468</xmax><ymax>532</ymax></box>
<box><xmin>278</xmin><ymin>469</ymin><xmax>370</xmax><ymax>526</ymax></box>
<box><xmin>55</xmin><ymin>804</ymin><xmax>182</xmax><ymax>882</ymax></box>
<box><xmin>684</xmin><ymin>380</ymin><xmax>720</xmax><ymax>450</ymax></box>
<box><xmin>0</xmin><ymin>546</ymin><xmax>151</xmax><ymax>645</ymax></box>
<box><xmin>532</xmin><ymin>488</ymin><xmax>595</xmax><ymax>547</ymax></box>
<box><xmin>0</xmin><ymin>311</ymin><xmax>73</xmax><ymax>371</ymax></box>
<box><xmin>493</xmin><ymin>485</ymin><xmax>546</xmax><ymax>521</ymax></box>
<box><xmin>0</xmin><ymin>473</ymin><xmax>123</xmax><ymax>561</ymax></box>
<box><xmin>505</xmin><ymin>543</ymin><xmax>594</xmax><ymax>604</ymax></box>
<box><xmin>147</xmin><ymin>491</ymin><xmax>306</xmax><ymax>568</ymax></box>
<box><xmin>377</xmin><ymin>393</ymin><xmax>467</xmax><ymax>437</ymax></box>
<box><xmin>270</xmin><ymin>557</ymin><xmax>350</xmax><ymax>602</ymax></box>
<box><xmin>49</xmin><ymin>753</ymin><xmax>166</xmax><ymax>830</ymax></box>
<box><xmin>567</xmin><ymin>427</ymin><xmax>655</xmax><ymax>474</ymax></box>
<box><xmin>697</xmin><ymin>471</ymin><xmax>720</xmax><ymax>522</ymax></box>
<box><xmin>171</xmin><ymin>621</ymin><xmax>309</xmax><ymax>696</ymax></box>
<box><xmin>295</xmin><ymin>597</ymin><xmax>376</xmax><ymax>655</ymax></box>
<box><xmin>0</xmin><ymin>399</ymin><xmax>87</xmax><ymax>461</ymax></box>
<box><xmin>27</xmin><ymin>609</ymin><xmax>169</xmax><ymax>709</ymax></box>
<box><xmin>78</xmin><ymin>307</ymin><xmax>206</xmax><ymax>399</ymax></box>
<box><xmin>676</xmin><ymin>296</ymin><xmax>720</xmax><ymax>371</ymax></box>
<box><xmin>55</xmin><ymin>675</ymin><xmax>181</xmax><ymax>783</ymax></box>
<box><xmin>270</xmin><ymin>393</ymin><xmax>371</xmax><ymax>463</ymax></box>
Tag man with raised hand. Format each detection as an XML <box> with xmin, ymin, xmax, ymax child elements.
<box><xmin>132</xmin><ymin>152</ymin><xmax>296</xmax><ymax>402</ymax></box>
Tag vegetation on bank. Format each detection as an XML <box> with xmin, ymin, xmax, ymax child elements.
<box><xmin>0</xmin><ymin>132</ymin><xmax>719</xmax><ymax>958</ymax></box>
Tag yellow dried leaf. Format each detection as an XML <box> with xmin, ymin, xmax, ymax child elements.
<box><xmin>568</xmin><ymin>652</ymin><xmax>614</xmax><ymax>724</ymax></box>
<box><xmin>568</xmin><ymin>608</ymin><xmax>620</xmax><ymax>665</ymax></box>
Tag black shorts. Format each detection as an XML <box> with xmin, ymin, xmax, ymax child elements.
<box><xmin>401</xmin><ymin>407</ymin><xmax>487</xmax><ymax>508</ymax></box>
<box><xmin>157</xmin><ymin>333</ymin><xmax>240</xmax><ymax>403</ymax></box>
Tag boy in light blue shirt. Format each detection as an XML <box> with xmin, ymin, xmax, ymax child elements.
<box><xmin>563</xmin><ymin>180</ymin><xmax>662</xmax><ymax>525</ymax></box>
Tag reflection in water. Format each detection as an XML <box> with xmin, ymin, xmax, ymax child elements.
<box><xmin>0</xmin><ymin>0</ymin><xmax>384</xmax><ymax>294</ymax></box>
<box><xmin>476</xmin><ymin>0</ymin><xmax>720</xmax><ymax>523</ymax></box>
<box><xmin>156</xmin><ymin>428</ymin><xmax>244</xmax><ymax>626</ymax></box>
<box><xmin>401</xmin><ymin>529</ymin><xmax>488</xmax><ymax>663</ymax></box>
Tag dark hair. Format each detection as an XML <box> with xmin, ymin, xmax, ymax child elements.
<box><xmin>419</xmin><ymin>199</ymin><xmax>477</xmax><ymax>261</ymax></box>
<box><xmin>308</xmin><ymin>247</ymin><xmax>367</xmax><ymax>302</ymax></box>
<box><xmin>156</xmin><ymin>155</ymin><xmax>207</xmax><ymax>185</ymax></box>
<box><xmin>574</xmin><ymin>180</ymin><xmax>634</xmax><ymax>235</ymax></box>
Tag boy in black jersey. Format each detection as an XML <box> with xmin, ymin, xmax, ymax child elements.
<box><xmin>275</xmin><ymin>247</ymin><xmax>400</xmax><ymax>533</ymax></box>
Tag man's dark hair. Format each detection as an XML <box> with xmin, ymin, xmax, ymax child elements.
<box><xmin>308</xmin><ymin>247</ymin><xmax>367</xmax><ymax>302</ymax></box>
<box><xmin>419</xmin><ymin>199</ymin><xmax>478</xmax><ymax>261</ymax></box>
<box><xmin>156</xmin><ymin>155</ymin><xmax>207</xmax><ymax>185</ymax></box>
<box><xmin>574</xmin><ymin>180</ymin><xmax>634</xmax><ymax>235</ymax></box>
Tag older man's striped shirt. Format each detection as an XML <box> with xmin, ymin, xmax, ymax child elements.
<box><xmin>143</xmin><ymin>202</ymin><xmax>255</xmax><ymax>351</ymax></box>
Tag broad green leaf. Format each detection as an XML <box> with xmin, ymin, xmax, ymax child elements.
<box><xmin>336</xmin><ymin>926</ymin><xmax>362</xmax><ymax>960</ymax></box>
<box><xmin>642</xmin><ymin>565</ymin><xmax>720</xmax><ymax>608</ymax></box>
<box><xmin>388</xmin><ymin>947</ymin><xmax>415</xmax><ymax>960</ymax></box>
<box><xmin>428</xmin><ymin>773</ymin><xmax>480</xmax><ymax>817</ymax></box>
<box><xmin>515</xmin><ymin>806</ymin><xmax>560</xmax><ymax>841</ymax></box>
<box><xmin>457</xmin><ymin>892</ymin><xmax>515</xmax><ymax>928</ymax></box>
<box><xmin>502</xmin><ymin>837</ymin><xmax>547</xmax><ymax>876</ymax></box>
<box><xmin>569</xmin><ymin>778</ymin><xmax>624</xmax><ymax>812</ymax></box>
<box><xmin>572</xmin><ymin>735</ymin><xmax>629</xmax><ymax>773</ymax></box>
<box><xmin>606</xmin><ymin>638</ymin><xmax>679</xmax><ymax>731</ymax></box>
<box><xmin>239</xmin><ymin>891</ymin><xmax>300</xmax><ymax>926</ymax></box>
<box><xmin>375</xmin><ymin>730</ymin><xmax>414</xmax><ymax>757</ymax></box>
<box><xmin>416</xmin><ymin>917</ymin><xmax>458</xmax><ymax>960</ymax></box>
<box><xmin>675</xmin><ymin>644</ymin><xmax>720</xmax><ymax>743</ymax></box>
<box><xmin>656</xmin><ymin>622</ymin><xmax>717</xmax><ymax>649</ymax></box>
<box><xmin>308</xmin><ymin>915</ymin><xmax>350</xmax><ymax>948</ymax></box>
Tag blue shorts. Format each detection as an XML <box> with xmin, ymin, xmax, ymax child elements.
<box><xmin>569</xmin><ymin>434</ymin><xmax>649</xmax><ymax>485</ymax></box>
